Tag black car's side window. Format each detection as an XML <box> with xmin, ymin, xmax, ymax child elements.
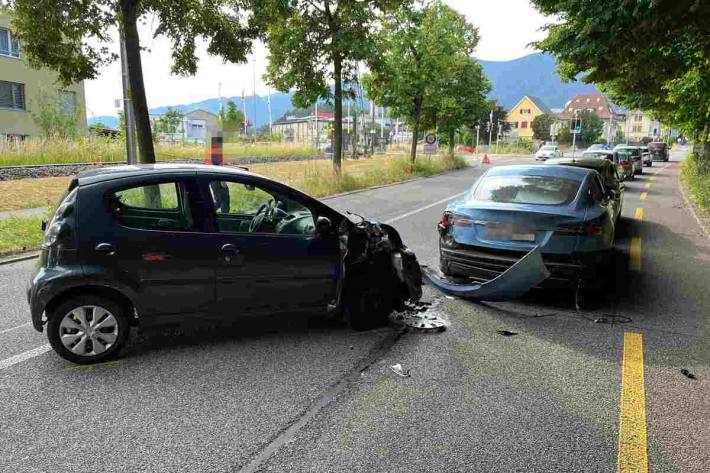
<box><xmin>589</xmin><ymin>176</ymin><xmax>605</xmax><ymax>203</ymax></box>
<box><xmin>108</xmin><ymin>181</ymin><xmax>193</xmax><ymax>231</ymax></box>
<box><xmin>208</xmin><ymin>180</ymin><xmax>316</xmax><ymax>236</ymax></box>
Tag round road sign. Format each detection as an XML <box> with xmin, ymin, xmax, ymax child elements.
<box><xmin>424</xmin><ymin>133</ymin><xmax>437</xmax><ymax>145</ymax></box>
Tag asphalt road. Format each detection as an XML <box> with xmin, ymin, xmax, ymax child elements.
<box><xmin>1</xmin><ymin>149</ymin><xmax>708</xmax><ymax>472</ymax></box>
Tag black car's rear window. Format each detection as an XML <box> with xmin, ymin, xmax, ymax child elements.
<box><xmin>473</xmin><ymin>175</ymin><xmax>581</xmax><ymax>206</ymax></box>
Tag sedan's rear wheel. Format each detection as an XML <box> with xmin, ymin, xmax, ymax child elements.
<box><xmin>47</xmin><ymin>295</ymin><xmax>130</xmax><ymax>364</ymax></box>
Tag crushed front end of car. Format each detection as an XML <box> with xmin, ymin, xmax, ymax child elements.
<box><xmin>337</xmin><ymin>217</ymin><xmax>423</xmax><ymax>330</ymax></box>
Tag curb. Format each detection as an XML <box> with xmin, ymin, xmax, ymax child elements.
<box><xmin>0</xmin><ymin>251</ymin><xmax>40</xmax><ymax>266</ymax></box>
<box><xmin>678</xmin><ymin>171</ymin><xmax>710</xmax><ymax>244</ymax></box>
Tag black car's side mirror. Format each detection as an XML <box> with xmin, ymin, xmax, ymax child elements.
<box><xmin>315</xmin><ymin>216</ymin><xmax>332</xmax><ymax>235</ymax></box>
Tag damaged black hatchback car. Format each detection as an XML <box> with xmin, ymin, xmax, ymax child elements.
<box><xmin>27</xmin><ymin>164</ymin><xmax>422</xmax><ymax>364</ymax></box>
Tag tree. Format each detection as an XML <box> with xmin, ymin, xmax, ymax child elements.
<box><xmin>427</xmin><ymin>55</ymin><xmax>491</xmax><ymax>155</ymax></box>
<box><xmin>155</xmin><ymin>107</ymin><xmax>184</xmax><ymax>135</ymax></box>
<box><xmin>576</xmin><ymin>110</ymin><xmax>604</xmax><ymax>145</ymax></box>
<box><xmin>264</xmin><ymin>0</ymin><xmax>407</xmax><ymax>174</ymax></box>
<box><xmin>11</xmin><ymin>1</ymin><xmax>265</xmax><ymax>163</ymax></box>
<box><xmin>363</xmin><ymin>1</ymin><xmax>480</xmax><ymax>161</ymax></box>
<box><xmin>530</xmin><ymin>0</ymin><xmax>710</xmax><ymax>168</ymax></box>
<box><xmin>476</xmin><ymin>103</ymin><xmax>510</xmax><ymax>146</ymax></box>
<box><xmin>31</xmin><ymin>88</ymin><xmax>83</xmax><ymax>138</ymax></box>
<box><xmin>219</xmin><ymin>100</ymin><xmax>246</xmax><ymax>133</ymax></box>
<box><xmin>531</xmin><ymin>114</ymin><xmax>555</xmax><ymax>142</ymax></box>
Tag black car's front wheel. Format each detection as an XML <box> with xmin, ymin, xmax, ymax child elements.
<box><xmin>47</xmin><ymin>295</ymin><xmax>131</xmax><ymax>364</ymax></box>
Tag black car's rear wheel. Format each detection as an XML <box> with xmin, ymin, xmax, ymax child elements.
<box><xmin>47</xmin><ymin>295</ymin><xmax>131</xmax><ymax>364</ymax></box>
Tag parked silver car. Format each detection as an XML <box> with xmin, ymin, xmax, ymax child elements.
<box><xmin>535</xmin><ymin>145</ymin><xmax>562</xmax><ymax>160</ymax></box>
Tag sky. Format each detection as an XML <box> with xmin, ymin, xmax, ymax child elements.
<box><xmin>85</xmin><ymin>0</ymin><xmax>551</xmax><ymax>118</ymax></box>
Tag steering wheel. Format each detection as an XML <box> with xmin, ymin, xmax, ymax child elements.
<box><xmin>249</xmin><ymin>200</ymin><xmax>274</xmax><ymax>233</ymax></box>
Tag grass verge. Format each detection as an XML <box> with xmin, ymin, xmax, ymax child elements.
<box><xmin>0</xmin><ymin>153</ymin><xmax>468</xmax><ymax>256</ymax></box>
<box><xmin>0</xmin><ymin>138</ymin><xmax>317</xmax><ymax>166</ymax></box>
<box><xmin>0</xmin><ymin>216</ymin><xmax>44</xmax><ymax>256</ymax></box>
<box><xmin>680</xmin><ymin>152</ymin><xmax>710</xmax><ymax>213</ymax></box>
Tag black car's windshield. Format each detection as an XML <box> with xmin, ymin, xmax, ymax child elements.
<box><xmin>472</xmin><ymin>175</ymin><xmax>581</xmax><ymax>206</ymax></box>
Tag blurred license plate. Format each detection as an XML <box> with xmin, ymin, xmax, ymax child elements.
<box><xmin>486</xmin><ymin>223</ymin><xmax>535</xmax><ymax>242</ymax></box>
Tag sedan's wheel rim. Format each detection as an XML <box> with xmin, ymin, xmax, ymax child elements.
<box><xmin>59</xmin><ymin>305</ymin><xmax>119</xmax><ymax>357</ymax></box>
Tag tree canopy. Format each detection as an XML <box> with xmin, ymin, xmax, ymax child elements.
<box><xmin>531</xmin><ymin>114</ymin><xmax>554</xmax><ymax>142</ymax></box>
<box><xmin>531</xmin><ymin>0</ymin><xmax>710</xmax><ymax>164</ymax></box>
<box><xmin>363</xmin><ymin>1</ymin><xmax>485</xmax><ymax>161</ymax></box>
<box><xmin>219</xmin><ymin>100</ymin><xmax>246</xmax><ymax>133</ymax></box>
<box><xmin>264</xmin><ymin>0</ymin><xmax>407</xmax><ymax>173</ymax></box>
<box><xmin>11</xmin><ymin>0</ymin><xmax>266</xmax><ymax>163</ymax></box>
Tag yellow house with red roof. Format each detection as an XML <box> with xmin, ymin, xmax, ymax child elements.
<box><xmin>506</xmin><ymin>96</ymin><xmax>553</xmax><ymax>139</ymax></box>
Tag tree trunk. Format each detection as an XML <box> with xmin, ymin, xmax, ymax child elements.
<box><xmin>121</xmin><ymin>0</ymin><xmax>155</xmax><ymax>164</ymax></box>
<box><xmin>410</xmin><ymin>97</ymin><xmax>422</xmax><ymax>162</ymax></box>
<box><xmin>700</xmin><ymin>123</ymin><xmax>710</xmax><ymax>175</ymax></box>
<box><xmin>351</xmin><ymin>106</ymin><xmax>358</xmax><ymax>158</ymax></box>
<box><xmin>449</xmin><ymin>128</ymin><xmax>455</xmax><ymax>156</ymax></box>
<box><xmin>333</xmin><ymin>54</ymin><xmax>343</xmax><ymax>175</ymax></box>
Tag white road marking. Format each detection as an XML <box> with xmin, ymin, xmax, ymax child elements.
<box><xmin>384</xmin><ymin>191</ymin><xmax>467</xmax><ymax>224</ymax></box>
<box><xmin>0</xmin><ymin>322</ymin><xmax>30</xmax><ymax>335</ymax></box>
<box><xmin>0</xmin><ymin>344</ymin><xmax>51</xmax><ymax>371</ymax></box>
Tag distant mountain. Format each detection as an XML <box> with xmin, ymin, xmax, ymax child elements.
<box><xmin>88</xmin><ymin>52</ymin><xmax>598</xmax><ymax>127</ymax></box>
<box><xmin>478</xmin><ymin>53</ymin><xmax>599</xmax><ymax>110</ymax></box>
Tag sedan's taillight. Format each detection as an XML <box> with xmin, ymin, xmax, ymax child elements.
<box><xmin>441</xmin><ymin>211</ymin><xmax>453</xmax><ymax>228</ymax></box>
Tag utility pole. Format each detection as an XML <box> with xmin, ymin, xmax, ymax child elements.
<box><xmin>267</xmin><ymin>87</ymin><xmax>272</xmax><ymax>138</ymax></box>
<box><xmin>495</xmin><ymin>119</ymin><xmax>502</xmax><ymax>154</ymax></box>
<box><xmin>252</xmin><ymin>60</ymin><xmax>257</xmax><ymax>142</ymax></box>
<box><xmin>571</xmin><ymin>110</ymin><xmax>579</xmax><ymax>158</ymax></box>
<box><xmin>475</xmin><ymin>125</ymin><xmax>480</xmax><ymax>158</ymax></box>
<box><xmin>242</xmin><ymin>89</ymin><xmax>247</xmax><ymax>137</ymax></box>
<box><xmin>119</xmin><ymin>30</ymin><xmax>137</xmax><ymax>164</ymax></box>
<box><xmin>314</xmin><ymin>102</ymin><xmax>319</xmax><ymax>150</ymax></box>
<box><xmin>487</xmin><ymin>110</ymin><xmax>493</xmax><ymax>152</ymax></box>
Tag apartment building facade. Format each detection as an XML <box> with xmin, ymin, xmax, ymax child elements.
<box><xmin>0</xmin><ymin>11</ymin><xmax>86</xmax><ymax>139</ymax></box>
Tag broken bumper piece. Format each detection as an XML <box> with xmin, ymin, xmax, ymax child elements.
<box><xmin>422</xmin><ymin>246</ymin><xmax>550</xmax><ymax>301</ymax></box>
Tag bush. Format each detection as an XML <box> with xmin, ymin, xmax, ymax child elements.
<box><xmin>681</xmin><ymin>151</ymin><xmax>710</xmax><ymax>212</ymax></box>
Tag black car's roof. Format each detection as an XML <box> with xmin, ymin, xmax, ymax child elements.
<box><xmin>545</xmin><ymin>157</ymin><xmax>613</xmax><ymax>171</ymax></box>
<box><xmin>77</xmin><ymin>163</ymin><xmax>255</xmax><ymax>185</ymax></box>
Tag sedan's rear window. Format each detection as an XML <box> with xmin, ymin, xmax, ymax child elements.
<box><xmin>473</xmin><ymin>175</ymin><xmax>581</xmax><ymax>206</ymax></box>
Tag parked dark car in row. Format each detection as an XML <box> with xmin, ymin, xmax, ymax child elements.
<box><xmin>28</xmin><ymin>164</ymin><xmax>423</xmax><ymax>364</ymax></box>
<box><xmin>582</xmin><ymin>149</ymin><xmax>634</xmax><ymax>181</ymax></box>
<box><xmin>438</xmin><ymin>165</ymin><xmax>618</xmax><ymax>289</ymax></box>
<box><xmin>648</xmin><ymin>141</ymin><xmax>670</xmax><ymax>161</ymax></box>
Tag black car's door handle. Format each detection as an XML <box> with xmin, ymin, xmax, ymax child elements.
<box><xmin>95</xmin><ymin>243</ymin><xmax>116</xmax><ymax>255</ymax></box>
<box><xmin>221</xmin><ymin>243</ymin><xmax>239</xmax><ymax>254</ymax></box>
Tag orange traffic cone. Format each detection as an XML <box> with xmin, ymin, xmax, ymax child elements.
<box><xmin>481</xmin><ymin>154</ymin><xmax>491</xmax><ymax>164</ymax></box>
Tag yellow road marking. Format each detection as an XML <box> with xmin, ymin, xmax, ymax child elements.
<box><xmin>644</xmin><ymin>182</ymin><xmax>651</xmax><ymax>189</ymax></box>
<box><xmin>634</xmin><ymin>208</ymin><xmax>644</xmax><ymax>221</ymax></box>
<box><xmin>640</xmin><ymin>192</ymin><xmax>648</xmax><ymax>200</ymax></box>
<box><xmin>618</xmin><ymin>332</ymin><xmax>649</xmax><ymax>473</ymax></box>
<box><xmin>630</xmin><ymin>237</ymin><xmax>642</xmax><ymax>271</ymax></box>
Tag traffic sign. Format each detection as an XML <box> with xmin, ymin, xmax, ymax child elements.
<box><xmin>423</xmin><ymin>133</ymin><xmax>438</xmax><ymax>155</ymax></box>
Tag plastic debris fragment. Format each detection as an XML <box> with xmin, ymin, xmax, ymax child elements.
<box><xmin>390</xmin><ymin>363</ymin><xmax>411</xmax><ymax>378</ymax></box>
<box><xmin>681</xmin><ymin>369</ymin><xmax>698</xmax><ymax>380</ymax></box>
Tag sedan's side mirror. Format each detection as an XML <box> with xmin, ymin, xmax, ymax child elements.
<box><xmin>315</xmin><ymin>216</ymin><xmax>332</xmax><ymax>235</ymax></box>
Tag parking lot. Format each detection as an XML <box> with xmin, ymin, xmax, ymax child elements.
<box><xmin>1</xmin><ymin>148</ymin><xmax>708</xmax><ymax>472</ymax></box>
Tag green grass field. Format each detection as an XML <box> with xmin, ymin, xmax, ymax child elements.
<box><xmin>681</xmin><ymin>151</ymin><xmax>710</xmax><ymax>213</ymax></box>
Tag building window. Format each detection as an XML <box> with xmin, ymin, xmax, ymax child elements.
<box><xmin>520</xmin><ymin>108</ymin><xmax>531</xmax><ymax>115</ymax></box>
<box><xmin>0</xmin><ymin>81</ymin><xmax>25</xmax><ymax>110</ymax></box>
<box><xmin>512</xmin><ymin>122</ymin><xmax>519</xmax><ymax>129</ymax></box>
<box><xmin>634</xmin><ymin>113</ymin><xmax>643</xmax><ymax>122</ymax></box>
<box><xmin>0</xmin><ymin>27</ymin><xmax>21</xmax><ymax>58</ymax></box>
<box><xmin>521</xmin><ymin>121</ymin><xmax>528</xmax><ymax>129</ymax></box>
<box><xmin>59</xmin><ymin>91</ymin><xmax>77</xmax><ymax>115</ymax></box>
<box><xmin>632</xmin><ymin>125</ymin><xmax>642</xmax><ymax>133</ymax></box>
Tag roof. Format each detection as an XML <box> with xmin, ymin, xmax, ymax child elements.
<box><xmin>484</xmin><ymin>164</ymin><xmax>593</xmax><ymax>182</ymax></box>
<box><xmin>526</xmin><ymin>96</ymin><xmax>553</xmax><ymax>115</ymax></box>
<box><xmin>558</xmin><ymin>93</ymin><xmax>621</xmax><ymax>120</ymax></box>
<box><xmin>77</xmin><ymin>163</ymin><xmax>255</xmax><ymax>185</ymax></box>
<box><xmin>545</xmin><ymin>157</ymin><xmax>613</xmax><ymax>171</ymax></box>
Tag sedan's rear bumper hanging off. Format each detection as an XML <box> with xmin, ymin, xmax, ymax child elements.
<box><xmin>422</xmin><ymin>246</ymin><xmax>551</xmax><ymax>301</ymax></box>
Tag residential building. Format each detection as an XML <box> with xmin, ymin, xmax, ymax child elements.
<box><xmin>558</xmin><ymin>93</ymin><xmax>625</xmax><ymax>143</ymax></box>
<box><xmin>506</xmin><ymin>96</ymin><xmax>553</xmax><ymax>139</ymax></box>
<box><xmin>0</xmin><ymin>11</ymin><xmax>86</xmax><ymax>139</ymax></box>
<box><xmin>623</xmin><ymin>110</ymin><xmax>662</xmax><ymax>142</ymax></box>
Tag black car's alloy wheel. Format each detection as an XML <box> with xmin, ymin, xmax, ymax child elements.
<box><xmin>47</xmin><ymin>295</ymin><xmax>130</xmax><ymax>364</ymax></box>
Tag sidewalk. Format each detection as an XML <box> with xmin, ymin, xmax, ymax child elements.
<box><xmin>0</xmin><ymin>207</ymin><xmax>45</xmax><ymax>221</ymax></box>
